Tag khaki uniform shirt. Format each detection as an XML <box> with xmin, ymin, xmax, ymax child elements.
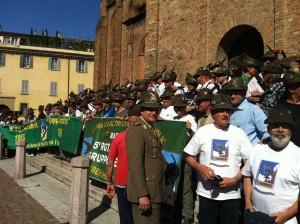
<box><xmin>126</xmin><ymin>117</ymin><xmax>164</xmax><ymax>203</ymax></box>
<box><xmin>197</xmin><ymin>112</ymin><xmax>213</xmax><ymax>129</ymax></box>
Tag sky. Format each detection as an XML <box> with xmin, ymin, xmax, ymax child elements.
<box><xmin>0</xmin><ymin>0</ymin><xmax>100</xmax><ymax>40</ymax></box>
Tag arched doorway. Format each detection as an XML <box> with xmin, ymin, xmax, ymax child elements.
<box><xmin>216</xmin><ymin>25</ymin><xmax>264</xmax><ymax>62</ymax></box>
<box><xmin>0</xmin><ymin>105</ymin><xmax>10</xmax><ymax>114</ymax></box>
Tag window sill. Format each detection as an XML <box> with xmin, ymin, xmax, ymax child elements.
<box><xmin>49</xmin><ymin>94</ymin><xmax>58</xmax><ymax>97</ymax></box>
<box><xmin>20</xmin><ymin>67</ymin><xmax>32</xmax><ymax>69</ymax></box>
<box><xmin>50</xmin><ymin>69</ymin><xmax>61</xmax><ymax>71</ymax></box>
<box><xmin>21</xmin><ymin>93</ymin><xmax>29</xmax><ymax>95</ymax></box>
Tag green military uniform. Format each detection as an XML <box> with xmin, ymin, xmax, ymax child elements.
<box><xmin>126</xmin><ymin>91</ymin><xmax>164</xmax><ymax>224</ymax></box>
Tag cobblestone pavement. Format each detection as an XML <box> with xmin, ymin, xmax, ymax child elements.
<box><xmin>0</xmin><ymin>168</ymin><xmax>59</xmax><ymax>224</ymax></box>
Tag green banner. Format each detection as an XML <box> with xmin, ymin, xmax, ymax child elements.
<box><xmin>0</xmin><ymin>126</ymin><xmax>21</xmax><ymax>149</ymax></box>
<box><xmin>84</xmin><ymin>118</ymin><xmax>128</xmax><ymax>181</ymax></box>
<box><xmin>85</xmin><ymin>118</ymin><xmax>187</xmax><ymax>205</ymax></box>
<box><xmin>0</xmin><ymin>116</ymin><xmax>82</xmax><ymax>154</ymax></box>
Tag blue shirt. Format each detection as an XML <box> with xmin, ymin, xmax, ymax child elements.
<box><xmin>230</xmin><ymin>99</ymin><xmax>269</xmax><ymax>145</ymax></box>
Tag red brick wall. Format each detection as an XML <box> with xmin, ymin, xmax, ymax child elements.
<box><xmin>94</xmin><ymin>0</ymin><xmax>300</xmax><ymax>86</ymax></box>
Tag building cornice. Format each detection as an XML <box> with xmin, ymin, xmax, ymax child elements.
<box><xmin>0</xmin><ymin>45</ymin><xmax>94</xmax><ymax>61</ymax></box>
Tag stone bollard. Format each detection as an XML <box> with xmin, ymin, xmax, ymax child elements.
<box><xmin>15</xmin><ymin>141</ymin><xmax>26</xmax><ymax>179</ymax></box>
<box><xmin>69</xmin><ymin>156</ymin><xmax>89</xmax><ymax>224</ymax></box>
<box><xmin>0</xmin><ymin>133</ymin><xmax>3</xmax><ymax>160</ymax></box>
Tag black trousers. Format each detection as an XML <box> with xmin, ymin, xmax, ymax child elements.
<box><xmin>116</xmin><ymin>187</ymin><xmax>133</xmax><ymax>224</ymax></box>
<box><xmin>198</xmin><ymin>196</ymin><xmax>240</xmax><ymax>224</ymax></box>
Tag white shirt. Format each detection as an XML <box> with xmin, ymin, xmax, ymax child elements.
<box><xmin>246</xmin><ymin>76</ymin><xmax>264</xmax><ymax>98</ymax></box>
<box><xmin>159</xmin><ymin>106</ymin><xmax>177</xmax><ymax>121</ymax></box>
<box><xmin>174</xmin><ymin>114</ymin><xmax>197</xmax><ymax>133</ymax></box>
<box><xmin>196</xmin><ymin>80</ymin><xmax>219</xmax><ymax>94</ymax></box>
<box><xmin>242</xmin><ymin>142</ymin><xmax>300</xmax><ymax>224</ymax></box>
<box><xmin>184</xmin><ymin>124</ymin><xmax>252</xmax><ymax>200</ymax></box>
<box><xmin>158</xmin><ymin>83</ymin><xmax>166</xmax><ymax>96</ymax></box>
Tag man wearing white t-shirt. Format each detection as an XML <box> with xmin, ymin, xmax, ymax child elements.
<box><xmin>243</xmin><ymin>106</ymin><xmax>300</xmax><ymax>224</ymax></box>
<box><xmin>184</xmin><ymin>94</ymin><xmax>252</xmax><ymax>224</ymax></box>
<box><xmin>159</xmin><ymin>88</ymin><xmax>177</xmax><ymax>121</ymax></box>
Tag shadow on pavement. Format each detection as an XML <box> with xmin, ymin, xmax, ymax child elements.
<box><xmin>87</xmin><ymin>194</ymin><xmax>112</xmax><ymax>223</ymax></box>
<box><xmin>25</xmin><ymin>165</ymin><xmax>46</xmax><ymax>178</ymax></box>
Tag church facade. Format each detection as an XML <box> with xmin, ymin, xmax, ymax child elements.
<box><xmin>94</xmin><ymin>0</ymin><xmax>300</xmax><ymax>87</ymax></box>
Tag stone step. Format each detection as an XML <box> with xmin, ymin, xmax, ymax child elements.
<box><xmin>26</xmin><ymin>154</ymin><xmax>118</xmax><ymax>211</ymax></box>
<box><xmin>36</xmin><ymin>154</ymin><xmax>72</xmax><ymax>171</ymax></box>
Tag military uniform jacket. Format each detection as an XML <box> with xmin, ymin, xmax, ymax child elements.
<box><xmin>126</xmin><ymin>117</ymin><xmax>164</xmax><ymax>203</ymax></box>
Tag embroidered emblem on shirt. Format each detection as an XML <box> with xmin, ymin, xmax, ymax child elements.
<box><xmin>211</xmin><ymin>139</ymin><xmax>229</xmax><ymax>161</ymax></box>
<box><xmin>255</xmin><ymin>160</ymin><xmax>279</xmax><ymax>189</ymax></box>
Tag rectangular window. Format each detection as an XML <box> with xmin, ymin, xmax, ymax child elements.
<box><xmin>76</xmin><ymin>60</ymin><xmax>88</xmax><ymax>73</ymax></box>
<box><xmin>20</xmin><ymin>55</ymin><xmax>33</xmax><ymax>69</ymax></box>
<box><xmin>50</xmin><ymin>82</ymin><xmax>57</xmax><ymax>96</ymax></box>
<box><xmin>11</xmin><ymin>37</ymin><xmax>18</xmax><ymax>45</ymax></box>
<box><xmin>3</xmin><ymin>37</ymin><xmax>10</xmax><ymax>44</ymax></box>
<box><xmin>20</xmin><ymin>103</ymin><xmax>28</xmax><ymax>116</ymax></box>
<box><xmin>127</xmin><ymin>43</ymin><xmax>132</xmax><ymax>57</ymax></box>
<box><xmin>0</xmin><ymin>53</ymin><xmax>5</xmax><ymax>66</ymax></box>
<box><xmin>21</xmin><ymin>80</ymin><xmax>29</xmax><ymax>94</ymax></box>
<box><xmin>78</xmin><ymin>84</ymin><xmax>85</xmax><ymax>93</ymax></box>
<box><xmin>49</xmin><ymin>57</ymin><xmax>61</xmax><ymax>71</ymax></box>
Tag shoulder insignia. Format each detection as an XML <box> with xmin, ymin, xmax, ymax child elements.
<box><xmin>142</xmin><ymin>124</ymin><xmax>148</xmax><ymax>130</ymax></box>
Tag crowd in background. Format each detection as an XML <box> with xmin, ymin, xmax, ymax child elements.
<box><xmin>0</xmin><ymin>49</ymin><xmax>299</xmax><ymax>140</ymax></box>
<box><xmin>1</xmin><ymin>48</ymin><xmax>300</xmax><ymax>223</ymax></box>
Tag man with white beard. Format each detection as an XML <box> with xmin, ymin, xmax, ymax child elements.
<box><xmin>243</xmin><ymin>105</ymin><xmax>300</xmax><ymax>224</ymax></box>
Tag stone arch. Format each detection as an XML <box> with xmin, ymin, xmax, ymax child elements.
<box><xmin>0</xmin><ymin>105</ymin><xmax>10</xmax><ymax>113</ymax></box>
<box><xmin>216</xmin><ymin>25</ymin><xmax>264</xmax><ymax>62</ymax></box>
<box><xmin>106</xmin><ymin>4</ymin><xmax>123</xmax><ymax>85</ymax></box>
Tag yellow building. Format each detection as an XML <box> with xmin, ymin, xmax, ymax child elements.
<box><xmin>0</xmin><ymin>31</ymin><xmax>94</xmax><ymax>114</ymax></box>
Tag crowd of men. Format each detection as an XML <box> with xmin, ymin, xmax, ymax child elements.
<box><xmin>1</xmin><ymin>50</ymin><xmax>300</xmax><ymax>224</ymax></box>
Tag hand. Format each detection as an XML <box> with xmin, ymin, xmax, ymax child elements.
<box><xmin>257</xmin><ymin>140</ymin><xmax>263</xmax><ymax>144</ymax></box>
<box><xmin>186</xmin><ymin>121</ymin><xmax>192</xmax><ymax>130</ymax></box>
<box><xmin>106</xmin><ymin>183</ymin><xmax>115</xmax><ymax>199</ymax></box>
<box><xmin>198</xmin><ymin>164</ymin><xmax>215</xmax><ymax>181</ymax></box>
<box><xmin>139</xmin><ymin>196</ymin><xmax>151</xmax><ymax>211</ymax></box>
<box><xmin>172</xmin><ymin>86</ymin><xmax>178</xmax><ymax>92</ymax></box>
<box><xmin>186</xmin><ymin>105</ymin><xmax>196</xmax><ymax>112</ymax></box>
<box><xmin>219</xmin><ymin>177</ymin><xmax>237</xmax><ymax>188</ymax></box>
<box><xmin>245</xmin><ymin>202</ymin><xmax>255</xmax><ymax>212</ymax></box>
<box><xmin>248</xmin><ymin>96</ymin><xmax>261</xmax><ymax>103</ymax></box>
<box><xmin>270</xmin><ymin>211</ymin><xmax>289</xmax><ymax>224</ymax></box>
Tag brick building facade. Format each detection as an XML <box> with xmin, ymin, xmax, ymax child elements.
<box><xmin>94</xmin><ymin>0</ymin><xmax>300</xmax><ymax>88</ymax></box>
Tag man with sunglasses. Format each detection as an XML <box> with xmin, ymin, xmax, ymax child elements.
<box><xmin>224</xmin><ymin>77</ymin><xmax>269</xmax><ymax>145</ymax></box>
<box><xmin>184</xmin><ymin>94</ymin><xmax>252</xmax><ymax>224</ymax></box>
<box><xmin>243</xmin><ymin>106</ymin><xmax>300</xmax><ymax>224</ymax></box>
<box><xmin>126</xmin><ymin>90</ymin><xmax>164</xmax><ymax>224</ymax></box>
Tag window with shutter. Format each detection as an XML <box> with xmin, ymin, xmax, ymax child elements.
<box><xmin>49</xmin><ymin>57</ymin><xmax>61</xmax><ymax>71</ymax></box>
<box><xmin>50</xmin><ymin>82</ymin><xmax>57</xmax><ymax>96</ymax></box>
<box><xmin>21</xmin><ymin>80</ymin><xmax>29</xmax><ymax>94</ymax></box>
<box><xmin>78</xmin><ymin>84</ymin><xmax>85</xmax><ymax>93</ymax></box>
<box><xmin>0</xmin><ymin>53</ymin><xmax>5</xmax><ymax>66</ymax></box>
<box><xmin>20</xmin><ymin>55</ymin><xmax>33</xmax><ymax>69</ymax></box>
<box><xmin>76</xmin><ymin>60</ymin><xmax>87</xmax><ymax>73</ymax></box>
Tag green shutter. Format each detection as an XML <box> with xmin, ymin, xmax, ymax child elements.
<box><xmin>20</xmin><ymin>55</ymin><xmax>23</xmax><ymax>68</ymax></box>
<box><xmin>76</xmin><ymin>60</ymin><xmax>79</xmax><ymax>72</ymax></box>
<box><xmin>57</xmin><ymin>58</ymin><xmax>61</xmax><ymax>71</ymax></box>
<box><xmin>29</xmin><ymin>56</ymin><xmax>33</xmax><ymax>68</ymax></box>
<box><xmin>84</xmin><ymin>61</ymin><xmax>88</xmax><ymax>73</ymax></box>
<box><xmin>48</xmin><ymin>57</ymin><xmax>52</xmax><ymax>70</ymax></box>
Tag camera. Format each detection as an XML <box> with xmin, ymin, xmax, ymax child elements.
<box><xmin>210</xmin><ymin>174</ymin><xmax>223</xmax><ymax>187</ymax></box>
